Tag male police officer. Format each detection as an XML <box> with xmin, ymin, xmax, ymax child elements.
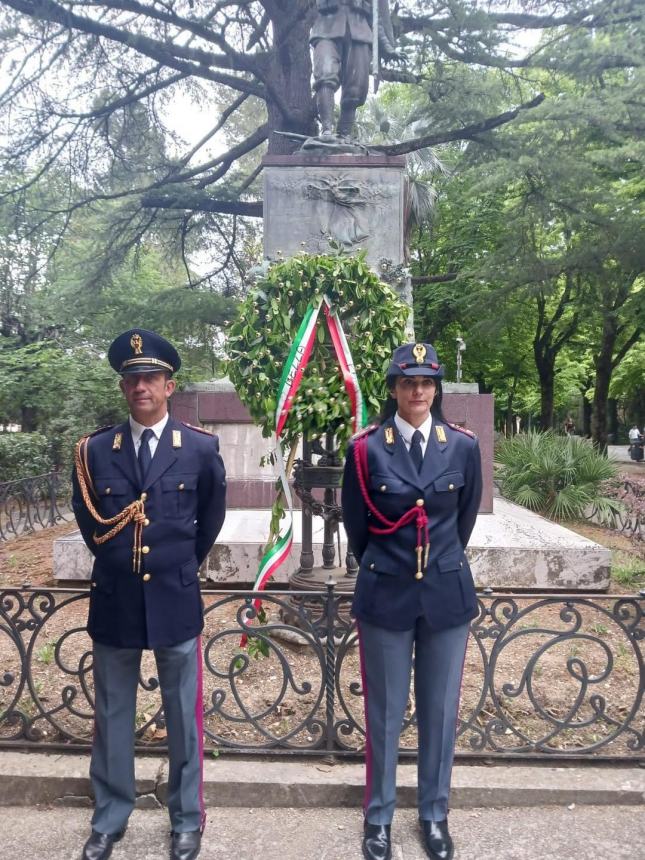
<box><xmin>72</xmin><ymin>329</ymin><xmax>226</xmax><ymax>860</ymax></box>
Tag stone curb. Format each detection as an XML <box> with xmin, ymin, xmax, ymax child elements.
<box><xmin>0</xmin><ymin>752</ymin><xmax>643</xmax><ymax>809</ymax></box>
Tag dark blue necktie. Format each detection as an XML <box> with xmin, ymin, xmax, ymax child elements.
<box><xmin>138</xmin><ymin>428</ymin><xmax>154</xmax><ymax>481</ymax></box>
<box><xmin>410</xmin><ymin>429</ymin><xmax>424</xmax><ymax>473</ymax></box>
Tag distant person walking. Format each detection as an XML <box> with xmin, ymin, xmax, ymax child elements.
<box><xmin>628</xmin><ymin>424</ymin><xmax>644</xmax><ymax>462</ymax></box>
<box><xmin>72</xmin><ymin>329</ymin><xmax>226</xmax><ymax>860</ymax></box>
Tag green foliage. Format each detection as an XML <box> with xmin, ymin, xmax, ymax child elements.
<box><xmin>496</xmin><ymin>431</ymin><xmax>622</xmax><ymax>521</ymax></box>
<box><xmin>226</xmin><ymin>253</ymin><xmax>409</xmax><ymax>450</ymax></box>
<box><xmin>611</xmin><ymin>552</ymin><xmax>645</xmax><ymax>589</ymax></box>
<box><xmin>0</xmin><ymin>432</ymin><xmax>52</xmax><ymax>482</ymax></box>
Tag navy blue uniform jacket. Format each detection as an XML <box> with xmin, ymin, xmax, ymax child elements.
<box><xmin>72</xmin><ymin>418</ymin><xmax>226</xmax><ymax>649</ymax></box>
<box><xmin>342</xmin><ymin>417</ymin><xmax>482</xmax><ymax>631</ymax></box>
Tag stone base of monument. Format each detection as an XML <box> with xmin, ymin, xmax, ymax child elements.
<box><xmin>53</xmin><ymin>498</ymin><xmax>610</xmax><ymax>591</ymax></box>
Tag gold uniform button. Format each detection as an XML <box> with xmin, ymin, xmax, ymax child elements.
<box><xmin>142</xmin><ymin>573</ymin><xmax>151</xmax><ymax>582</ymax></box>
<box><xmin>140</xmin><ymin>492</ymin><xmax>148</xmax><ymax>501</ymax></box>
<box><xmin>105</xmin><ymin>487</ymin><xmax>111</xmax><ymax>495</ymax></box>
<box><xmin>416</xmin><ymin>499</ymin><xmax>424</xmax><ymax>507</ymax></box>
<box><xmin>369</xmin><ymin>563</ymin><xmax>375</xmax><ymax>570</ymax></box>
<box><xmin>141</xmin><ymin>546</ymin><xmax>150</xmax><ymax>554</ymax></box>
<box><xmin>144</xmin><ymin>518</ymin><xmax>150</xmax><ymax>526</ymax></box>
<box><xmin>380</xmin><ymin>484</ymin><xmax>387</xmax><ymax>492</ymax></box>
<box><xmin>178</xmin><ymin>482</ymin><xmax>185</xmax><ymax>490</ymax></box>
<box><xmin>449</xmin><ymin>483</ymin><xmax>455</xmax><ymax>491</ymax></box>
<box><xmin>91</xmin><ymin>582</ymin><xmax>97</xmax><ymax>588</ymax></box>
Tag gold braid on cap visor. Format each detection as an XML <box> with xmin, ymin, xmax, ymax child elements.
<box><xmin>74</xmin><ymin>435</ymin><xmax>147</xmax><ymax>574</ymax></box>
<box><xmin>120</xmin><ymin>357</ymin><xmax>174</xmax><ymax>372</ymax></box>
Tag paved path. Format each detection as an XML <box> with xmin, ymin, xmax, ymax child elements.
<box><xmin>2</xmin><ymin>804</ymin><xmax>644</xmax><ymax>860</ymax></box>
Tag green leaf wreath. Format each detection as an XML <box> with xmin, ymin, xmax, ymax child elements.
<box><xmin>227</xmin><ymin>252</ymin><xmax>409</xmax><ymax>450</ymax></box>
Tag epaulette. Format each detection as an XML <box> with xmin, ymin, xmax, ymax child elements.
<box><xmin>447</xmin><ymin>422</ymin><xmax>476</xmax><ymax>439</ymax></box>
<box><xmin>77</xmin><ymin>425</ymin><xmax>114</xmax><ymax>445</ymax></box>
<box><xmin>352</xmin><ymin>423</ymin><xmax>379</xmax><ymax>441</ymax></box>
<box><xmin>182</xmin><ymin>421</ymin><xmax>215</xmax><ymax>437</ymax></box>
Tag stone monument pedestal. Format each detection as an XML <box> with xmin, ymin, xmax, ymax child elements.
<box><xmin>262</xmin><ymin>154</ymin><xmax>407</xmax><ymax>270</ymax></box>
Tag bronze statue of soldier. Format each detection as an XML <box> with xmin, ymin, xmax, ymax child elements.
<box><xmin>310</xmin><ymin>0</ymin><xmax>403</xmax><ymax>142</ymax></box>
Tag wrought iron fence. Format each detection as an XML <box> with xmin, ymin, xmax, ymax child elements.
<box><xmin>0</xmin><ymin>584</ymin><xmax>642</xmax><ymax>760</ymax></box>
<box><xmin>0</xmin><ymin>473</ymin><xmax>72</xmax><ymax>540</ymax></box>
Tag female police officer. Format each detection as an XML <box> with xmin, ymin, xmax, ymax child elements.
<box><xmin>341</xmin><ymin>342</ymin><xmax>482</xmax><ymax>860</ymax></box>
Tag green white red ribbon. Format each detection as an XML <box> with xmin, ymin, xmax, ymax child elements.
<box><xmin>243</xmin><ymin>295</ymin><xmax>366</xmax><ymax>638</ymax></box>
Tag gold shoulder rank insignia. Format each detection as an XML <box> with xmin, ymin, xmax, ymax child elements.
<box><xmin>112</xmin><ymin>432</ymin><xmax>123</xmax><ymax>451</ymax></box>
<box><xmin>447</xmin><ymin>422</ymin><xmax>476</xmax><ymax>439</ymax></box>
<box><xmin>172</xmin><ymin>430</ymin><xmax>182</xmax><ymax>448</ymax></box>
<box><xmin>435</xmin><ymin>425</ymin><xmax>447</xmax><ymax>443</ymax></box>
<box><xmin>384</xmin><ymin>426</ymin><xmax>395</xmax><ymax>445</ymax></box>
<box><xmin>351</xmin><ymin>423</ymin><xmax>378</xmax><ymax>441</ymax></box>
<box><xmin>181</xmin><ymin>421</ymin><xmax>215</xmax><ymax>437</ymax></box>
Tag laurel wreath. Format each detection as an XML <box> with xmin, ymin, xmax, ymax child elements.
<box><xmin>226</xmin><ymin>252</ymin><xmax>409</xmax><ymax>449</ymax></box>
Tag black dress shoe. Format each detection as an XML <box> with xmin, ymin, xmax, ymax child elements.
<box><xmin>81</xmin><ymin>829</ymin><xmax>125</xmax><ymax>860</ymax></box>
<box><xmin>420</xmin><ymin>819</ymin><xmax>454</xmax><ymax>860</ymax></box>
<box><xmin>170</xmin><ymin>830</ymin><xmax>202</xmax><ymax>860</ymax></box>
<box><xmin>362</xmin><ymin>823</ymin><xmax>392</xmax><ymax>860</ymax></box>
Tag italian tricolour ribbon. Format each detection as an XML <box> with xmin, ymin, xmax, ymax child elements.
<box><xmin>243</xmin><ymin>296</ymin><xmax>366</xmax><ymax>636</ymax></box>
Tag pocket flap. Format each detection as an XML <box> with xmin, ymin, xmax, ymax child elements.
<box><xmin>161</xmin><ymin>474</ymin><xmax>199</xmax><ymax>493</ymax></box>
<box><xmin>361</xmin><ymin>550</ymin><xmax>398</xmax><ymax>576</ymax></box>
<box><xmin>434</xmin><ymin>472</ymin><xmax>465</xmax><ymax>493</ymax></box>
<box><xmin>91</xmin><ymin>562</ymin><xmax>114</xmax><ymax>594</ymax></box>
<box><xmin>437</xmin><ymin>550</ymin><xmax>465</xmax><ymax>573</ymax></box>
<box><xmin>180</xmin><ymin>558</ymin><xmax>199</xmax><ymax>586</ymax></box>
<box><xmin>369</xmin><ymin>473</ymin><xmax>406</xmax><ymax>494</ymax></box>
<box><xmin>95</xmin><ymin>478</ymin><xmax>129</xmax><ymax>497</ymax></box>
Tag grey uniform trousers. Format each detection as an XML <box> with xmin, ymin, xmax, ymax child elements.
<box><xmin>358</xmin><ymin>618</ymin><xmax>470</xmax><ymax>824</ymax></box>
<box><xmin>90</xmin><ymin>636</ymin><xmax>204</xmax><ymax>835</ymax></box>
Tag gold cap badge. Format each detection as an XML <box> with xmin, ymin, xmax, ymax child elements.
<box><xmin>130</xmin><ymin>333</ymin><xmax>143</xmax><ymax>355</ymax></box>
<box><xmin>412</xmin><ymin>343</ymin><xmax>426</xmax><ymax>364</ymax></box>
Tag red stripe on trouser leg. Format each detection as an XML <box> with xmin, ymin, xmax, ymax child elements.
<box><xmin>357</xmin><ymin>622</ymin><xmax>373</xmax><ymax>815</ymax></box>
<box><xmin>194</xmin><ymin>635</ymin><xmax>206</xmax><ymax>832</ymax></box>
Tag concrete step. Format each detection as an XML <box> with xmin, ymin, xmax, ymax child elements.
<box><xmin>0</xmin><ymin>752</ymin><xmax>642</xmax><ymax>810</ymax></box>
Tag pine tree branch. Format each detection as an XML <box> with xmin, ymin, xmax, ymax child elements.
<box><xmin>371</xmin><ymin>94</ymin><xmax>545</xmax><ymax>155</ymax></box>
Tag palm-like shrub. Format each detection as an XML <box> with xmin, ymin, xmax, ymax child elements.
<box><xmin>496</xmin><ymin>431</ymin><xmax>622</xmax><ymax>522</ymax></box>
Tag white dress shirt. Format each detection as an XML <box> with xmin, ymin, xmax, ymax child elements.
<box><xmin>129</xmin><ymin>413</ymin><xmax>169</xmax><ymax>460</ymax></box>
<box><xmin>394</xmin><ymin>412</ymin><xmax>433</xmax><ymax>457</ymax></box>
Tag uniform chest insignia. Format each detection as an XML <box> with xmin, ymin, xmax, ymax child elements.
<box><xmin>384</xmin><ymin>426</ymin><xmax>395</xmax><ymax>445</ymax></box>
<box><xmin>435</xmin><ymin>425</ymin><xmax>447</xmax><ymax>443</ymax></box>
<box><xmin>112</xmin><ymin>432</ymin><xmax>123</xmax><ymax>451</ymax></box>
<box><xmin>172</xmin><ymin>429</ymin><xmax>182</xmax><ymax>449</ymax></box>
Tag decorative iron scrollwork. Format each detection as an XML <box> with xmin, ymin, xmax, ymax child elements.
<box><xmin>0</xmin><ymin>585</ymin><xmax>642</xmax><ymax>759</ymax></box>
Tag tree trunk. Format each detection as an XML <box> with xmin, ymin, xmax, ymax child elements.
<box><xmin>264</xmin><ymin>9</ymin><xmax>318</xmax><ymax>153</ymax></box>
<box><xmin>21</xmin><ymin>406</ymin><xmax>37</xmax><ymax>432</ymax></box>
<box><xmin>581</xmin><ymin>392</ymin><xmax>592</xmax><ymax>438</ymax></box>
<box><xmin>591</xmin><ymin>314</ymin><xmax>617</xmax><ymax>450</ymax></box>
<box><xmin>608</xmin><ymin>398</ymin><xmax>618</xmax><ymax>442</ymax></box>
<box><xmin>534</xmin><ymin>349</ymin><xmax>555</xmax><ymax>430</ymax></box>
